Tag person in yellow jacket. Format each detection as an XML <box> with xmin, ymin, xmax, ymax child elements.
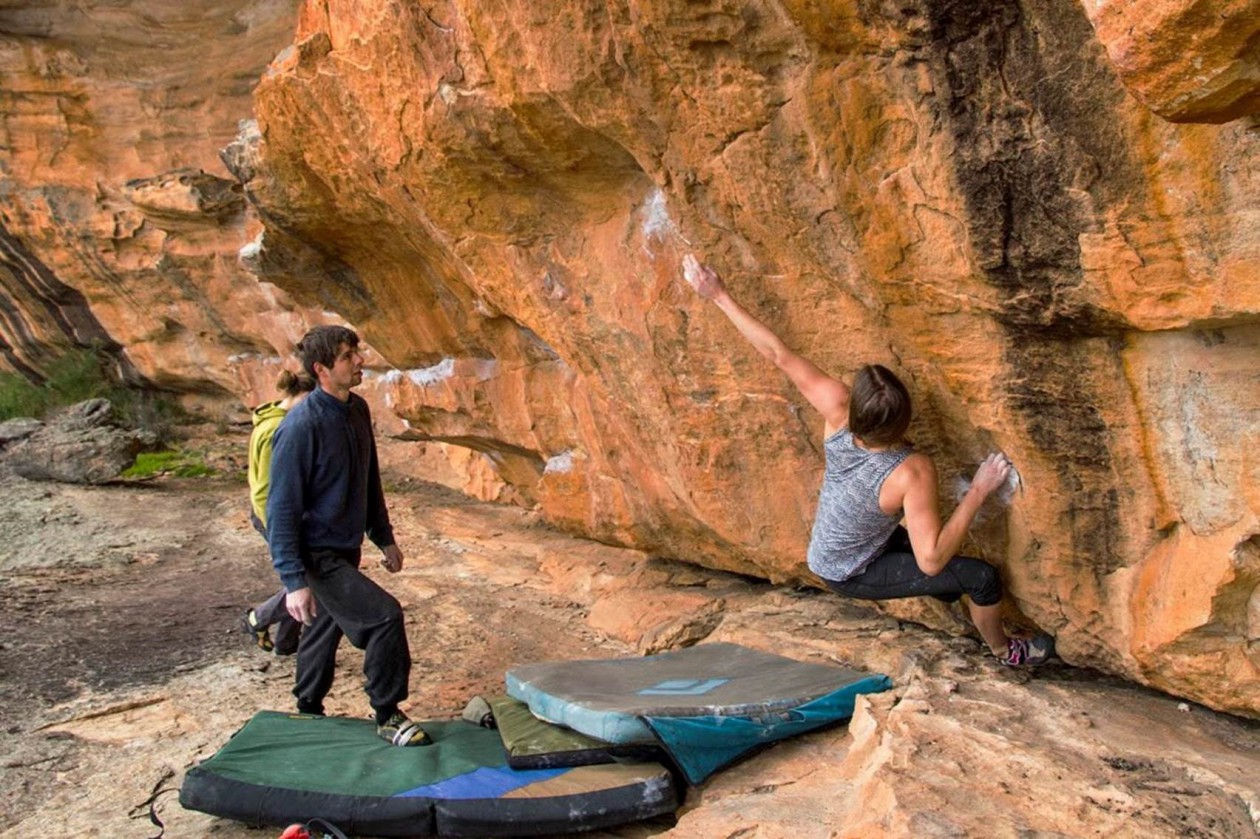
<box><xmin>241</xmin><ymin>369</ymin><xmax>316</xmax><ymax>654</ymax></box>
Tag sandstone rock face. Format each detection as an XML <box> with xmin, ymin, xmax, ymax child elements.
<box><xmin>1082</xmin><ymin>0</ymin><xmax>1260</xmax><ymax>123</ymax></box>
<box><xmin>235</xmin><ymin>0</ymin><xmax>1260</xmax><ymax>716</ymax></box>
<box><xmin>0</xmin><ymin>1</ymin><xmax>1257</xmax><ymax>717</ymax></box>
<box><xmin>0</xmin><ymin>0</ymin><xmax>314</xmax><ymax>402</ymax></box>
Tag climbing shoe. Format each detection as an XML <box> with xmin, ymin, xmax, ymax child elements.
<box><xmin>999</xmin><ymin>634</ymin><xmax>1054</xmax><ymax>666</ymax></box>
<box><xmin>241</xmin><ymin>608</ymin><xmax>274</xmax><ymax>653</ymax></box>
<box><xmin>377</xmin><ymin>712</ymin><xmax>431</xmax><ymax>747</ymax></box>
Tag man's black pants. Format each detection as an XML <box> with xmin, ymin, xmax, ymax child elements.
<box><xmin>293</xmin><ymin>548</ymin><xmax>411</xmax><ymax>723</ymax></box>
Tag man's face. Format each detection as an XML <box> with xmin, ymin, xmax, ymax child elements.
<box><xmin>318</xmin><ymin>342</ymin><xmax>364</xmax><ymax>392</ymax></box>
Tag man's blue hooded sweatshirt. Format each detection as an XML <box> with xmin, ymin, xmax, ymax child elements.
<box><xmin>265</xmin><ymin>386</ymin><xmax>395</xmax><ymax>592</ymax></box>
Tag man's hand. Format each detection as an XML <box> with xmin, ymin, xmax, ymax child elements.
<box><xmin>286</xmin><ymin>587</ymin><xmax>317</xmax><ymax>626</ymax></box>
<box><xmin>380</xmin><ymin>543</ymin><xmax>404</xmax><ymax>573</ymax></box>
<box><xmin>971</xmin><ymin>452</ymin><xmax>1012</xmax><ymax>498</ymax></box>
<box><xmin>682</xmin><ymin>254</ymin><xmax>725</xmax><ymax>300</ymax></box>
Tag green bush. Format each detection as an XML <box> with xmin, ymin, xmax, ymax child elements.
<box><xmin>121</xmin><ymin>450</ymin><xmax>214</xmax><ymax>479</ymax></box>
<box><xmin>0</xmin><ymin>346</ymin><xmax>186</xmax><ymax>441</ymax></box>
<box><xmin>0</xmin><ymin>347</ymin><xmax>115</xmax><ymax>421</ymax></box>
<box><xmin>0</xmin><ymin>370</ymin><xmax>48</xmax><ymax>420</ymax></box>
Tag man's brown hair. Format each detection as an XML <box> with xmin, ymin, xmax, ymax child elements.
<box><xmin>295</xmin><ymin>325</ymin><xmax>359</xmax><ymax>379</ymax></box>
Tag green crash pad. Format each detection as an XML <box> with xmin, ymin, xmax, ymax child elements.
<box><xmin>179</xmin><ymin>711</ymin><xmax>678</xmax><ymax>837</ymax></box>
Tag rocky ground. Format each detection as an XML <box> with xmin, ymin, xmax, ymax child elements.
<box><xmin>0</xmin><ymin>429</ymin><xmax>1257</xmax><ymax>839</ymax></box>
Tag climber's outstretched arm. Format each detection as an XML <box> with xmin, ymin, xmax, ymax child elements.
<box><xmin>683</xmin><ymin>255</ymin><xmax>849</xmax><ymax>432</ymax></box>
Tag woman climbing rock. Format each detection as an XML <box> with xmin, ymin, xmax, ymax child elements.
<box><xmin>681</xmin><ymin>254</ymin><xmax>1052</xmax><ymax>666</ymax></box>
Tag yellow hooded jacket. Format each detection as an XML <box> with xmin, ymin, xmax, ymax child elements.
<box><xmin>248</xmin><ymin>400</ymin><xmax>289</xmax><ymax>526</ymax></box>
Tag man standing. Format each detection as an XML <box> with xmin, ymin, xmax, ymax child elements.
<box><xmin>266</xmin><ymin>325</ymin><xmax>428</xmax><ymax>746</ymax></box>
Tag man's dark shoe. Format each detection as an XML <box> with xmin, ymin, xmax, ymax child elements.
<box><xmin>240</xmin><ymin>609</ymin><xmax>273</xmax><ymax>653</ymax></box>
<box><xmin>378</xmin><ymin>712</ymin><xmax>431</xmax><ymax>747</ymax></box>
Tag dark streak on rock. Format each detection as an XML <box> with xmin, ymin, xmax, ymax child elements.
<box><xmin>907</xmin><ymin>0</ymin><xmax>1145</xmax><ymax>573</ymax></box>
<box><xmin>0</xmin><ymin>220</ymin><xmax>138</xmax><ymax>385</ymax></box>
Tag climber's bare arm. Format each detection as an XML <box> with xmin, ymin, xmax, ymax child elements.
<box><xmin>895</xmin><ymin>452</ymin><xmax>1011</xmax><ymax>576</ymax></box>
<box><xmin>683</xmin><ymin>255</ymin><xmax>849</xmax><ymax>432</ymax></box>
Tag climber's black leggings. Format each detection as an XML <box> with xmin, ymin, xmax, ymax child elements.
<box><xmin>824</xmin><ymin>527</ymin><xmax>1003</xmax><ymax>607</ymax></box>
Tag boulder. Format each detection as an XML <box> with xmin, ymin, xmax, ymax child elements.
<box><xmin>1083</xmin><ymin>0</ymin><xmax>1260</xmax><ymax>122</ymax></box>
<box><xmin>238</xmin><ymin>0</ymin><xmax>1260</xmax><ymax>715</ymax></box>
<box><xmin>5</xmin><ymin>400</ymin><xmax>151</xmax><ymax>484</ymax></box>
<box><xmin>0</xmin><ymin>418</ymin><xmax>43</xmax><ymax>446</ymax></box>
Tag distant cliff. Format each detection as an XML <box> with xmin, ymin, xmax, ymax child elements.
<box><xmin>1</xmin><ymin>0</ymin><xmax>1257</xmax><ymax>716</ymax></box>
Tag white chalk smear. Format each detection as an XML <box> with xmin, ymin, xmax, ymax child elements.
<box><xmin>543</xmin><ymin>450</ymin><xmax>574</xmax><ymax>474</ymax></box>
<box><xmin>641</xmin><ymin>189</ymin><xmax>674</xmax><ymax>240</ymax></box>
<box><xmin>384</xmin><ymin>359</ymin><xmax>497</xmax><ymax>387</ymax></box>
<box><xmin>953</xmin><ymin>459</ymin><xmax>1022</xmax><ymax>508</ymax></box>
<box><xmin>407</xmin><ymin>358</ymin><xmax>455</xmax><ymax>386</ymax></box>
<box><xmin>238</xmin><ymin>230</ymin><xmax>264</xmax><ymax>262</ymax></box>
<box><xmin>641</xmin><ymin>188</ymin><xmax>691</xmax><ymax>259</ymax></box>
<box><xmin>227</xmin><ymin>352</ymin><xmax>281</xmax><ymax>364</ymax></box>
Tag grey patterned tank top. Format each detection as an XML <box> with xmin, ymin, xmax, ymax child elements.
<box><xmin>806</xmin><ymin>428</ymin><xmax>912</xmax><ymax>582</ymax></box>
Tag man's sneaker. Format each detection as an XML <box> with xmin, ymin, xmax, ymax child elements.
<box><xmin>999</xmin><ymin>634</ymin><xmax>1054</xmax><ymax>666</ymax></box>
<box><xmin>240</xmin><ymin>609</ymin><xmax>273</xmax><ymax>653</ymax></box>
<box><xmin>377</xmin><ymin>712</ymin><xmax>431</xmax><ymax>747</ymax></box>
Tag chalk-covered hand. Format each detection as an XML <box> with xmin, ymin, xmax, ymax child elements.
<box><xmin>682</xmin><ymin>254</ymin><xmax>725</xmax><ymax>300</ymax></box>
<box><xmin>971</xmin><ymin>452</ymin><xmax>1012</xmax><ymax>498</ymax></box>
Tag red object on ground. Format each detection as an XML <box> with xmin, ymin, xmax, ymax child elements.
<box><xmin>279</xmin><ymin>825</ymin><xmax>310</xmax><ymax>839</ymax></box>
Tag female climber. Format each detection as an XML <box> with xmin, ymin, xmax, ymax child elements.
<box><xmin>681</xmin><ymin>254</ymin><xmax>1052</xmax><ymax>666</ymax></box>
